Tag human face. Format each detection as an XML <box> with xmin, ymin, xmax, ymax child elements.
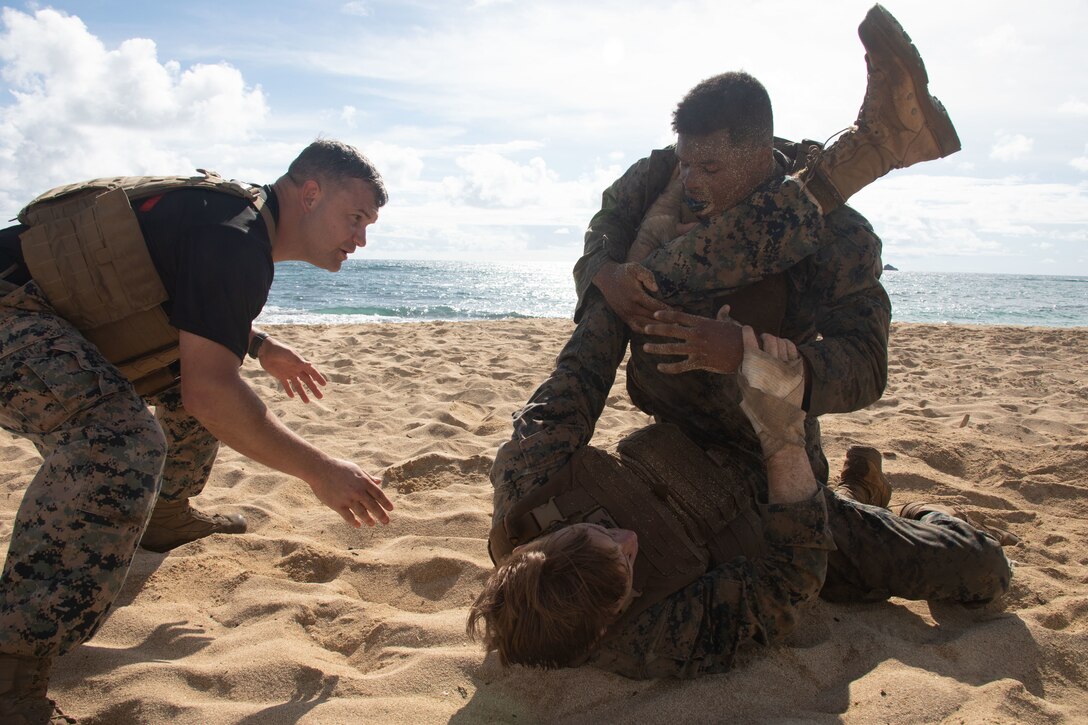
<box><xmin>301</xmin><ymin>177</ymin><xmax>380</xmax><ymax>272</ymax></box>
<box><xmin>675</xmin><ymin>129</ymin><xmax>771</xmax><ymax>218</ymax></box>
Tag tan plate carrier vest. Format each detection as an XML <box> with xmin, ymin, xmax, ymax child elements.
<box><xmin>490</xmin><ymin>423</ymin><xmax>768</xmax><ymax>625</ymax></box>
<box><xmin>17</xmin><ymin>170</ymin><xmax>277</xmax><ymax>396</ymax></box>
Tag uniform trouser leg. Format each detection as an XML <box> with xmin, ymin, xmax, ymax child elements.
<box><xmin>148</xmin><ymin>386</ymin><xmax>219</xmax><ymax>503</ymax></box>
<box><xmin>819</xmin><ymin>488</ymin><xmax>1012</xmax><ymax>606</ymax></box>
<box><xmin>0</xmin><ymin>285</ymin><xmax>166</xmax><ymax>657</ymax></box>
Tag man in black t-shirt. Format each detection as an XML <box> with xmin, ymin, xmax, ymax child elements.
<box><xmin>0</xmin><ymin>140</ymin><xmax>394</xmax><ymax>721</ymax></box>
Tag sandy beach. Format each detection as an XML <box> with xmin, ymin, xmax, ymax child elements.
<box><xmin>2</xmin><ymin>320</ymin><xmax>1087</xmax><ymax>723</ymax></box>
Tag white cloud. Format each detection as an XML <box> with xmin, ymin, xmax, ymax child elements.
<box><xmin>0</xmin><ymin>8</ymin><xmax>267</xmax><ymax>212</ymax></box>
<box><xmin>341</xmin><ymin>2</ymin><xmax>370</xmax><ymax>17</ymax></box>
<box><xmin>973</xmin><ymin>23</ymin><xmax>1030</xmax><ymax>57</ymax></box>
<box><xmin>849</xmin><ymin>174</ymin><xmax>1088</xmax><ymax>272</ymax></box>
<box><xmin>1059</xmin><ymin>98</ymin><xmax>1088</xmax><ymax>116</ymax></box>
<box><xmin>1072</xmin><ymin>144</ymin><xmax>1088</xmax><ymax>172</ymax></box>
<box><xmin>990</xmin><ymin>132</ymin><xmax>1034</xmax><ymax>162</ymax></box>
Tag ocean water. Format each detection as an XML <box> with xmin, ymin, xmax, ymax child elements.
<box><xmin>257</xmin><ymin>260</ymin><xmax>1088</xmax><ymax>327</ymax></box>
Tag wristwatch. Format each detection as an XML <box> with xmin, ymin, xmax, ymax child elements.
<box><xmin>248</xmin><ymin>331</ymin><xmax>270</xmax><ymax>360</ymax></box>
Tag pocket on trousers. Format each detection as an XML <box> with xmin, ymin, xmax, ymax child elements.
<box><xmin>2</xmin><ymin>339</ymin><xmax>129</xmax><ymax>435</ymax></box>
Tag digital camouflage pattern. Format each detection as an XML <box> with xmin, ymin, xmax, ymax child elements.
<box><xmin>487</xmin><ymin>152</ymin><xmax>1010</xmax><ymax>678</ymax></box>
<box><xmin>490</xmin><ymin>297</ymin><xmax>835</xmax><ymax>679</ymax></box>
<box><xmin>574</xmin><ymin>146</ymin><xmax>892</xmax><ymax>481</ymax></box>
<box><xmin>0</xmin><ymin>282</ymin><xmax>219</xmax><ymax>658</ymax></box>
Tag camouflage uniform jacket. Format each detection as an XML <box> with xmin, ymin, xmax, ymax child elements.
<box><xmin>491</xmin><ymin>299</ymin><xmax>834</xmax><ymax>679</ymax></box>
<box><xmin>571</xmin><ymin>144</ymin><xmax>892</xmax><ymax>481</ymax></box>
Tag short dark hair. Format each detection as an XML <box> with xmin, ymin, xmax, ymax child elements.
<box><xmin>287</xmin><ymin>139</ymin><xmax>389</xmax><ymax>207</ymax></box>
<box><xmin>672</xmin><ymin>71</ymin><xmax>773</xmax><ymax>146</ymax></box>
<box><xmin>467</xmin><ymin>526</ymin><xmax>629</xmax><ymax>668</ymax></box>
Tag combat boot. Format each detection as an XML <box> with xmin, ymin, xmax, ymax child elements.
<box><xmin>799</xmin><ymin>3</ymin><xmax>961</xmax><ymax>213</ymax></box>
<box><xmin>831</xmin><ymin>446</ymin><xmax>892</xmax><ymax>507</ymax></box>
<box><xmin>139</xmin><ymin>498</ymin><xmax>247</xmax><ymax>553</ymax></box>
<box><xmin>893</xmin><ymin>501</ymin><xmax>1020</xmax><ymax>546</ymax></box>
<box><xmin>0</xmin><ymin>653</ymin><xmax>75</xmax><ymax>724</ymax></box>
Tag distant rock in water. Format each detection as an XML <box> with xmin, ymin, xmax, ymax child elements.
<box><xmin>883</xmin><ymin>264</ymin><xmax>898</xmax><ymax>271</ymax></box>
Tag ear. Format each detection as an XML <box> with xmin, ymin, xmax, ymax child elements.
<box><xmin>300</xmin><ymin>179</ymin><xmax>322</xmax><ymax>212</ymax></box>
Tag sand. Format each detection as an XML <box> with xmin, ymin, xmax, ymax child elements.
<box><xmin>3</xmin><ymin>320</ymin><xmax>1087</xmax><ymax>723</ymax></box>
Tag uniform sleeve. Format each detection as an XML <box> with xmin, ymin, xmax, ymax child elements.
<box><xmin>572</xmin><ymin>150</ymin><xmax>677</xmax><ymax>321</ymax></box>
<box><xmin>639</xmin><ymin>177</ymin><xmax>825</xmax><ymax>308</ymax></box>
<box><xmin>596</xmin><ymin>490</ymin><xmax>833</xmax><ymax>679</ymax></box>
<box><xmin>788</xmin><ymin>208</ymin><xmax>892</xmax><ymax>416</ymax></box>
<box><xmin>491</xmin><ymin>296</ymin><xmax>629</xmax><ymax>520</ymax></box>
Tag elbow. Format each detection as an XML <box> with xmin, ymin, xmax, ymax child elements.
<box><xmin>180</xmin><ymin>377</ymin><xmax>224</xmax><ymax>428</ymax></box>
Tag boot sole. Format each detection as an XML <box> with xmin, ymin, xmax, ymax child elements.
<box><xmin>858</xmin><ymin>4</ymin><xmax>962</xmax><ymax>157</ymax></box>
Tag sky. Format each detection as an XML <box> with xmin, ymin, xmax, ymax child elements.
<box><xmin>1</xmin><ymin>0</ymin><xmax>1086</xmax><ymax>275</ymax></box>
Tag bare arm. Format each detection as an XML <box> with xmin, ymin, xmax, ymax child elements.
<box><xmin>179</xmin><ymin>331</ymin><xmax>392</xmax><ymax>527</ymax></box>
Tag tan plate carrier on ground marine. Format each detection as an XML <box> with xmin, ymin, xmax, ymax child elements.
<box><xmin>490</xmin><ymin>423</ymin><xmax>768</xmax><ymax>626</ymax></box>
<box><xmin>16</xmin><ymin>170</ymin><xmax>277</xmax><ymax>396</ymax></box>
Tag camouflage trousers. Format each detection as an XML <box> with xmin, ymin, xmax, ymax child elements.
<box><xmin>0</xmin><ymin>282</ymin><xmax>220</xmax><ymax>658</ymax></box>
<box><xmin>820</xmin><ymin>487</ymin><xmax>1011</xmax><ymax>606</ymax></box>
<box><xmin>499</xmin><ymin>293</ymin><xmax>1011</xmax><ymax>607</ymax></box>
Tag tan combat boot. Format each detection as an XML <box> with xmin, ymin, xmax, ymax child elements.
<box><xmin>799</xmin><ymin>3</ymin><xmax>961</xmax><ymax>213</ymax></box>
<box><xmin>893</xmin><ymin>501</ymin><xmax>1020</xmax><ymax>546</ymax></box>
<box><xmin>139</xmin><ymin>498</ymin><xmax>247</xmax><ymax>553</ymax></box>
<box><xmin>831</xmin><ymin>446</ymin><xmax>892</xmax><ymax>508</ymax></box>
<box><xmin>0</xmin><ymin>653</ymin><xmax>75</xmax><ymax>724</ymax></box>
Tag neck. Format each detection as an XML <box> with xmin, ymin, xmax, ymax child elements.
<box><xmin>269</xmin><ymin>175</ymin><xmax>300</xmax><ymax>262</ymax></box>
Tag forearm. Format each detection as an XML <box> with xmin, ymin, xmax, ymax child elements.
<box><xmin>799</xmin><ymin>292</ymin><xmax>890</xmax><ymax>415</ymax></box>
<box><xmin>574</xmin><ymin>150</ymin><xmax>675</xmax><ymax>321</ymax></box>
<box><xmin>791</xmin><ymin>211</ymin><xmax>892</xmax><ymax>415</ymax></box>
<box><xmin>184</xmin><ymin>373</ymin><xmax>331</xmax><ymax>484</ymax></box>
<box><xmin>492</xmin><ymin>298</ymin><xmax>628</xmax><ymax>515</ymax></box>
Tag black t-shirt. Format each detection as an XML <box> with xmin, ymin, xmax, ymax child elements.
<box><xmin>0</xmin><ymin>186</ymin><xmax>276</xmax><ymax>362</ymax></box>
<box><xmin>135</xmin><ymin>186</ymin><xmax>276</xmax><ymax>362</ymax></box>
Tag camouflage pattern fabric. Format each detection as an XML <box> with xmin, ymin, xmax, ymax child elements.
<box><xmin>574</xmin><ymin>145</ymin><xmax>891</xmax><ymax>479</ymax></box>
<box><xmin>486</xmin><ymin>152</ymin><xmax>1010</xmax><ymax>678</ymax></box>
<box><xmin>149</xmin><ymin>386</ymin><xmax>219</xmax><ymax>503</ymax></box>
<box><xmin>491</xmin><ymin>297</ymin><xmax>834</xmax><ymax>678</ymax></box>
<box><xmin>0</xmin><ymin>282</ymin><xmax>217</xmax><ymax>658</ymax></box>
<box><xmin>822</xmin><ymin>493</ymin><xmax>1011</xmax><ymax>606</ymax></box>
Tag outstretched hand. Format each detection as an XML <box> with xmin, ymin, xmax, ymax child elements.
<box><xmin>642</xmin><ymin>304</ymin><xmax>744</xmax><ymax>374</ymax></box>
<box><xmin>308</xmin><ymin>458</ymin><xmax>394</xmax><ymax>528</ymax></box>
<box><xmin>593</xmin><ymin>260</ymin><xmax>670</xmax><ymax>333</ymax></box>
<box><xmin>258</xmin><ymin>336</ymin><xmax>328</xmax><ymax>403</ymax></box>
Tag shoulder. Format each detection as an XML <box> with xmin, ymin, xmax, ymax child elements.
<box><xmin>812</xmin><ymin>204</ymin><xmax>882</xmax><ymax>265</ymax></box>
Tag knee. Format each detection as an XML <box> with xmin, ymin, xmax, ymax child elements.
<box><xmin>959</xmin><ymin>534</ymin><xmax>1013</xmax><ymax>606</ymax></box>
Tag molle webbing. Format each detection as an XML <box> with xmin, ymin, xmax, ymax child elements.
<box><xmin>617</xmin><ymin>426</ymin><xmax>767</xmax><ymax>568</ymax></box>
<box><xmin>490</xmin><ymin>424</ymin><xmax>766</xmax><ymax>621</ymax></box>
<box><xmin>17</xmin><ymin>171</ymin><xmax>275</xmax><ymax>396</ymax></box>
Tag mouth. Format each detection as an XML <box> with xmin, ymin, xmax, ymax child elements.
<box><xmin>683</xmin><ymin>195</ymin><xmax>708</xmax><ymax>214</ymax></box>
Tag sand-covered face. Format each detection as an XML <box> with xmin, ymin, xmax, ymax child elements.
<box><xmin>676</xmin><ymin>130</ymin><xmax>772</xmax><ymax>218</ymax></box>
